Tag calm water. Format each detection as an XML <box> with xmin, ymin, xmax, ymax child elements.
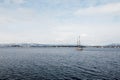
<box><xmin>0</xmin><ymin>47</ymin><xmax>120</xmax><ymax>80</ymax></box>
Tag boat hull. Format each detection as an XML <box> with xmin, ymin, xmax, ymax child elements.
<box><xmin>76</xmin><ymin>48</ymin><xmax>83</xmax><ymax>51</ymax></box>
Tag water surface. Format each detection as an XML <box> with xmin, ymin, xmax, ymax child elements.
<box><xmin>0</xmin><ymin>48</ymin><xmax>120</xmax><ymax>80</ymax></box>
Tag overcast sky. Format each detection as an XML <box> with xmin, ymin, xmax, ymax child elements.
<box><xmin>0</xmin><ymin>0</ymin><xmax>120</xmax><ymax>45</ymax></box>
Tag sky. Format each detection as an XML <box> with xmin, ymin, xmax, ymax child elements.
<box><xmin>0</xmin><ymin>0</ymin><xmax>120</xmax><ymax>45</ymax></box>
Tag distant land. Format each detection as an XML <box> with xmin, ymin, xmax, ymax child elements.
<box><xmin>0</xmin><ymin>43</ymin><xmax>120</xmax><ymax>48</ymax></box>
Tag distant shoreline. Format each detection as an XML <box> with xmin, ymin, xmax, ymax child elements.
<box><xmin>0</xmin><ymin>46</ymin><xmax>120</xmax><ymax>48</ymax></box>
<box><xmin>0</xmin><ymin>43</ymin><xmax>120</xmax><ymax>48</ymax></box>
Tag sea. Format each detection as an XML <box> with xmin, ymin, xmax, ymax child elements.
<box><xmin>0</xmin><ymin>47</ymin><xmax>120</xmax><ymax>80</ymax></box>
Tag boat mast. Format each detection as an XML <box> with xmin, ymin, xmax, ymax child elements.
<box><xmin>77</xmin><ymin>36</ymin><xmax>81</xmax><ymax>48</ymax></box>
<box><xmin>76</xmin><ymin>35</ymin><xmax>83</xmax><ymax>50</ymax></box>
<box><xmin>78</xmin><ymin>36</ymin><xmax>81</xmax><ymax>48</ymax></box>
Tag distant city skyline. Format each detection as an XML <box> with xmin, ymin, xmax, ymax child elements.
<box><xmin>0</xmin><ymin>0</ymin><xmax>120</xmax><ymax>45</ymax></box>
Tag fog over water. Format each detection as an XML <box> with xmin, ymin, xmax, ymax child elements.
<box><xmin>0</xmin><ymin>47</ymin><xmax>120</xmax><ymax>80</ymax></box>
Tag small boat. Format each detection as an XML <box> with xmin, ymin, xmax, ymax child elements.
<box><xmin>76</xmin><ymin>36</ymin><xmax>83</xmax><ymax>51</ymax></box>
<box><xmin>77</xmin><ymin>47</ymin><xmax>83</xmax><ymax>51</ymax></box>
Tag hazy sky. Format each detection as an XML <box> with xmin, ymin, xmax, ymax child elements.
<box><xmin>0</xmin><ymin>0</ymin><xmax>120</xmax><ymax>45</ymax></box>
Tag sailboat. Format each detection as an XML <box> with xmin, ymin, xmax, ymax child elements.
<box><xmin>76</xmin><ymin>36</ymin><xmax>83</xmax><ymax>51</ymax></box>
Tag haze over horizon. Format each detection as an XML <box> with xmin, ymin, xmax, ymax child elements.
<box><xmin>0</xmin><ymin>0</ymin><xmax>120</xmax><ymax>45</ymax></box>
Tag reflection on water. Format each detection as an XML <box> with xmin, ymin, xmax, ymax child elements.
<box><xmin>0</xmin><ymin>48</ymin><xmax>120</xmax><ymax>80</ymax></box>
